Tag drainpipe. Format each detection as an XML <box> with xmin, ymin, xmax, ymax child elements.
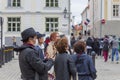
<box><xmin>68</xmin><ymin>0</ymin><xmax>71</xmax><ymax>35</ymax></box>
<box><xmin>93</xmin><ymin>0</ymin><xmax>95</xmax><ymax>36</ymax></box>
<box><xmin>100</xmin><ymin>0</ymin><xmax>103</xmax><ymax>38</ymax></box>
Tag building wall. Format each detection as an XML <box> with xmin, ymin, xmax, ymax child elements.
<box><xmin>82</xmin><ymin>0</ymin><xmax>120</xmax><ymax>37</ymax></box>
<box><xmin>111</xmin><ymin>0</ymin><xmax>120</xmax><ymax>20</ymax></box>
<box><xmin>103</xmin><ymin>20</ymin><xmax>120</xmax><ymax>36</ymax></box>
<box><xmin>107</xmin><ymin>0</ymin><xmax>112</xmax><ymax>20</ymax></box>
<box><xmin>81</xmin><ymin>8</ymin><xmax>87</xmax><ymax>34</ymax></box>
<box><xmin>94</xmin><ymin>20</ymin><xmax>120</xmax><ymax>38</ymax></box>
<box><xmin>1</xmin><ymin>0</ymin><xmax>69</xmax><ymax>12</ymax></box>
<box><xmin>0</xmin><ymin>0</ymin><xmax>70</xmax><ymax>45</ymax></box>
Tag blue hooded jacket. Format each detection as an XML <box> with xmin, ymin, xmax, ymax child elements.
<box><xmin>72</xmin><ymin>53</ymin><xmax>97</xmax><ymax>80</ymax></box>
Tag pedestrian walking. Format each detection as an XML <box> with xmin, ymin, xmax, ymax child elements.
<box><xmin>12</xmin><ymin>36</ymin><xmax>17</xmax><ymax>46</ymax></box>
<box><xmin>54</xmin><ymin>38</ymin><xmax>76</xmax><ymax>80</ymax></box>
<box><xmin>99</xmin><ymin>38</ymin><xmax>103</xmax><ymax>56</ymax></box>
<box><xmin>12</xmin><ymin>36</ymin><xmax>19</xmax><ymax>55</ymax></box>
<box><xmin>111</xmin><ymin>36</ymin><xmax>119</xmax><ymax>64</ymax></box>
<box><xmin>118</xmin><ymin>37</ymin><xmax>120</xmax><ymax>52</ymax></box>
<box><xmin>86</xmin><ymin>37</ymin><xmax>93</xmax><ymax>55</ymax></box>
<box><xmin>72</xmin><ymin>41</ymin><xmax>97</xmax><ymax>80</ymax></box>
<box><xmin>93</xmin><ymin>38</ymin><xmax>100</xmax><ymax>56</ymax></box>
<box><xmin>15</xmin><ymin>28</ymin><xmax>54</xmax><ymax>80</ymax></box>
<box><xmin>77</xmin><ymin>32</ymin><xmax>82</xmax><ymax>40</ymax></box>
<box><xmin>70</xmin><ymin>33</ymin><xmax>76</xmax><ymax>49</ymax></box>
<box><xmin>102</xmin><ymin>37</ymin><xmax>109</xmax><ymax>62</ymax></box>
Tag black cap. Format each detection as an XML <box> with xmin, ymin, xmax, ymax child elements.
<box><xmin>36</xmin><ymin>32</ymin><xmax>45</xmax><ymax>39</ymax></box>
<box><xmin>21</xmin><ymin>27</ymin><xmax>36</xmax><ymax>41</ymax></box>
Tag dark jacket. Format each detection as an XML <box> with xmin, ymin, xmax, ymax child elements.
<box><xmin>54</xmin><ymin>53</ymin><xmax>76</xmax><ymax>80</ymax></box>
<box><xmin>15</xmin><ymin>44</ymin><xmax>54</xmax><ymax>80</ymax></box>
<box><xmin>35</xmin><ymin>45</ymin><xmax>44</xmax><ymax>60</ymax></box>
<box><xmin>93</xmin><ymin>39</ymin><xmax>100</xmax><ymax>53</ymax></box>
<box><xmin>102</xmin><ymin>39</ymin><xmax>109</xmax><ymax>51</ymax></box>
<box><xmin>86</xmin><ymin>37</ymin><xmax>93</xmax><ymax>48</ymax></box>
<box><xmin>70</xmin><ymin>36</ymin><xmax>76</xmax><ymax>48</ymax></box>
<box><xmin>72</xmin><ymin>53</ymin><xmax>97</xmax><ymax>80</ymax></box>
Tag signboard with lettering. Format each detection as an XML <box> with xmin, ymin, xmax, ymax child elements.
<box><xmin>112</xmin><ymin>0</ymin><xmax>120</xmax><ymax>3</ymax></box>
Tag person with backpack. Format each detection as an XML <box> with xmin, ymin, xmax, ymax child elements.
<box><xmin>86</xmin><ymin>37</ymin><xmax>94</xmax><ymax>55</ymax></box>
<box><xmin>93</xmin><ymin>38</ymin><xmax>100</xmax><ymax>56</ymax></box>
<box><xmin>102</xmin><ymin>37</ymin><xmax>109</xmax><ymax>62</ymax></box>
<box><xmin>72</xmin><ymin>41</ymin><xmax>97</xmax><ymax>80</ymax></box>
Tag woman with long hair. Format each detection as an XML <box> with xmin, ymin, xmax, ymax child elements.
<box><xmin>54</xmin><ymin>37</ymin><xmax>76</xmax><ymax>80</ymax></box>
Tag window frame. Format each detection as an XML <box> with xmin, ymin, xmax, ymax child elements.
<box><xmin>45</xmin><ymin>18</ymin><xmax>59</xmax><ymax>32</ymax></box>
<box><xmin>113</xmin><ymin>5</ymin><xmax>119</xmax><ymax>17</ymax></box>
<box><xmin>7</xmin><ymin>17</ymin><xmax>21</xmax><ymax>32</ymax></box>
<box><xmin>8</xmin><ymin>0</ymin><xmax>21</xmax><ymax>7</ymax></box>
<box><xmin>46</xmin><ymin>0</ymin><xmax>59</xmax><ymax>7</ymax></box>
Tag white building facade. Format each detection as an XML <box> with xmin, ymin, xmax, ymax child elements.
<box><xmin>81</xmin><ymin>6</ymin><xmax>90</xmax><ymax>35</ymax></box>
<box><xmin>82</xmin><ymin>0</ymin><xmax>120</xmax><ymax>38</ymax></box>
<box><xmin>0</xmin><ymin>0</ymin><xmax>71</xmax><ymax>45</ymax></box>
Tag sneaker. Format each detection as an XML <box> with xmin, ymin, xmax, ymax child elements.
<box><xmin>116</xmin><ymin>62</ymin><xmax>119</xmax><ymax>64</ymax></box>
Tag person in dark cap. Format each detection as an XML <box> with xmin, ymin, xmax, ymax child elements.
<box><xmin>15</xmin><ymin>27</ymin><xmax>54</xmax><ymax>80</ymax></box>
<box><xmin>35</xmin><ymin>32</ymin><xmax>46</xmax><ymax>60</ymax></box>
<box><xmin>21</xmin><ymin>27</ymin><xmax>37</xmax><ymax>42</ymax></box>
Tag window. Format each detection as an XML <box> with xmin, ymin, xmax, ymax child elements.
<box><xmin>7</xmin><ymin>17</ymin><xmax>21</xmax><ymax>32</ymax></box>
<box><xmin>46</xmin><ymin>0</ymin><xmax>58</xmax><ymax>7</ymax></box>
<box><xmin>8</xmin><ymin>0</ymin><xmax>21</xmax><ymax>7</ymax></box>
<box><xmin>113</xmin><ymin>5</ymin><xmax>119</xmax><ymax>17</ymax></box>
<box><xmin>45</xmin><ymin>18</ymin><xmax>59</xmax><ymax>32</ymax></box>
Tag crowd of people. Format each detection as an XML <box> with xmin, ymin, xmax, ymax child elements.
<box><xmin>70</xmin><ymin>33</ymin><xmax>120</xmax><ymax>64</ymax></box>
<box><xmin>13</xmin><ymin>27</ymin><xmax>120</xmax><ymax>80</ymax></box>
<box><xmin>14</xmin><ymin>27</ymin><xmax>120</xmax><ymax>80</ymax></box>
<box><xmin>86</xmin><ymin>35</ymin><xmax>119</xmax><ymax>63</ymax></box>
<box><xmin>14</xmin><ymin>27</ymin><xmax>97</xmax><ymax>80</ymax></box>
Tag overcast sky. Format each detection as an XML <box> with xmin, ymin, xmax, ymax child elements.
<box><xmin>71</xmin><ymin>0</ymin><xmax>88</xmax><ymax>24</ymax></box>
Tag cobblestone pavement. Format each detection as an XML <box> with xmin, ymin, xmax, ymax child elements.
<box><xmin>96</xmin><ymin>56</ymin><xmax>120</xmax><ymax>80</ymax></box>
<box><xmin>0</xmin><ymin>55</ymin><xmax>21</xmax><ymax>80</ymax></box>
<box><xmin>0</xmin><ymin>54</ymin><xmax>120</xmax><ymax>80</ymax></box>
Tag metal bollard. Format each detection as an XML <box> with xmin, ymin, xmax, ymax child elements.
<box><xmin>0</xmin><ymin>49</ymin><xmax>2</xmax><ymax>68</ymax></box>
<box><xmin>91</xmin><ymin>51</ymin><xmax>96</xmax><ymax>67</ymax></box>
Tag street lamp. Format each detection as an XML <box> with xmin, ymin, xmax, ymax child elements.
<box><xmin>63</xmin><ymin>8</ymin><xmax>67</xmax><ymax>18</ymax></box>
<box><xmin>63</xmin><ymin>7</ymin><xmax>71</xmax><ymax>35</ymax></box>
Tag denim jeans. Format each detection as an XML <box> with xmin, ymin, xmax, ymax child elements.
<box><xmin>111</xmin><ymin>48</ymin><xmax>119</xmax><ymax>61</ymax></box>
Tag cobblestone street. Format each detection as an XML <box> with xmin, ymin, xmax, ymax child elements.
<box><xmin>96</xmin><ymin>57</ymin><xmax>120</xmax><ymax>80</ymax></box>
<box><xmin>0</xmin><ymin>55</ymin><xmax>21</xmax><ymax>80</ymax></box>
<box><xmin>0</xmin><ymin>54</ymin><xmax>120</xmax><ymax>80</ymax></box>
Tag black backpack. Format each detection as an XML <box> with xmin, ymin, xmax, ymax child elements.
<box><xmin>103</xmin><ymin>40</ymin><xmax>109</xmax><ymax>51</ymax></box>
